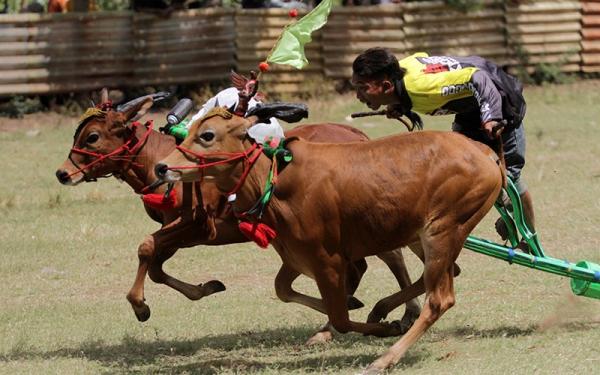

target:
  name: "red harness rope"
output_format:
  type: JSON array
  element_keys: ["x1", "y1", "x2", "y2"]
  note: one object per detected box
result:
[
  {"x1": 67, "y1": 120, "x2": 153, "y2": 180},
  {"x1": 169, "y1": 142, "x2": 263, "y2": 196},
  {"x1": 167, "y1": 142, "x2": 278, "y2": 248}
]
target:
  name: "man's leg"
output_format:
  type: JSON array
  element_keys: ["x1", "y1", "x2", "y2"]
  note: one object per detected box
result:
[{"x1": 520, "y1": 189, "x2": 535, "y2": 232}]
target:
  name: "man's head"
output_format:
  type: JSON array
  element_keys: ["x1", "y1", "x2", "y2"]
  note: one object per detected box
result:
[{"x1": 351, "y1": 47, "x2": 405, "y2": 110}]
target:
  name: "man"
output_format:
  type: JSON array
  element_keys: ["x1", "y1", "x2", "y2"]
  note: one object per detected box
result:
[
  {"x1": 351, "y1": 47, "x2": 535, "y2": 248},
  {"x1": 188, "y1": 87, "x2": 284, "y2": 143}
]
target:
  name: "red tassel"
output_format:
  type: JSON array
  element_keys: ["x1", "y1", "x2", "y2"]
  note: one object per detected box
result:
[
  {"x1": 238, "y1": 221, "x2": 276, "y2": 248},
  {"x1": 142, "y1": 190, "x2": 177, "y2": 211}
]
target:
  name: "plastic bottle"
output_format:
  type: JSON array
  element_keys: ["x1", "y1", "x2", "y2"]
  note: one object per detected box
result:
[
  {"x1": 163, "y1": 98, "x2": 193, "y2": 141},
  {"x1": 167, "y1": 98, "x2": 193, "y2": 125}
]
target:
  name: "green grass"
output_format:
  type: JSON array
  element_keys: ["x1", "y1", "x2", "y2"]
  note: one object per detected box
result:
[{"x1": 1, "y1": 81, "x2": 599, "y2": 374}]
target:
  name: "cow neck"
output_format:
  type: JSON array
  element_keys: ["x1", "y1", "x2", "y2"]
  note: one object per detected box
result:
[
  {"x1": 229, "y1": 138, "x2": 291, "y2": 221},
  {"x1": 117, "y1": 126, "x2": 174, "y2": 195}
]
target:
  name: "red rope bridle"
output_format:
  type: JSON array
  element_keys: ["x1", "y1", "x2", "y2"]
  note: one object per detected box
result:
[
  {"x1": 67, "y1": 120, "x2": 153, "y2": 182},
  {"x1": 168, "y1": 142, "x2": 263, "y2": 196}
]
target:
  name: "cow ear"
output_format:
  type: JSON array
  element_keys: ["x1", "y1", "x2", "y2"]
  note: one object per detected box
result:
[{"x1": 246, "y1": 103, "x2": 308, "y2": 123}]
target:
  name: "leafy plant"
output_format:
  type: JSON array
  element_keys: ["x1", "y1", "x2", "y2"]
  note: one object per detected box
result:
[
  {"x1": 0, "y1": 96, "x2": 44, "y2": 118},
  {"x1": 531, "y1": 63, "x2": 569, "y2": 85}
]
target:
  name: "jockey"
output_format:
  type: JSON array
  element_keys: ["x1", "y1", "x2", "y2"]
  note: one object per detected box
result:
[
  {"x1": 188, "y1": 87, "x2": 284, "y2": 144},
  {"x1": 351, "y1": 47, "x2": 535, "y2": 250}
]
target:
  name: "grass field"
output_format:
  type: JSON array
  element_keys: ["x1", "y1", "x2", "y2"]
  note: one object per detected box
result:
[{"x1": 1, "y1": 81, "x2": 599, "y2": 374}]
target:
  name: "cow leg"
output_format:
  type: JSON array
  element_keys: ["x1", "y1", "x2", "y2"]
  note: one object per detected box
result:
[
  {"x1": 304, "y1": 259, "x2": 369, "y2": 345},
  {"x1": 274, "y1": 263, "x2": 326, "y2": 312},
  {"x1": 147, "y1": 220, "x2": 226, "y2": 301},
  {"x1": 274, "y1": 263, "x2": 334, "y2": 345},
  {"x1": 274, "y1": 262, "x2": 364, "y2": 314},
  {"x1": 126, "y1": 235, "x2": 154, "y2": 322},
  {"x1": 370, "y1": 248, "x2": 422, "y2": 332},
  {"x1": 313, "y1": 257, "x2": 408, "y2": 338},
  {"x1": 367, "y1": 244, "x2": 461, "y2": 333},
  {"x1": 125, "y1": 217, "x2": 226, "y2": 322},
  {"x1": 363, "y1": 231, "x2": 461, "y2": 374}
]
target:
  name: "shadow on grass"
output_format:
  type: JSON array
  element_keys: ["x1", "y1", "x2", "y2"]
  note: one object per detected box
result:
[
  {"x1": 444, "y1": 325, "x2": 536, "y2": 339},
  {"x1": 0, "y1": 326, "x2": 428, "y2": 372},
  {"x1": 5, "y1": 321, "x2": 596, "y2": 372}
]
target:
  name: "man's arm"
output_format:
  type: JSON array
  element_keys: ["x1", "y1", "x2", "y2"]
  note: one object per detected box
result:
[{"x1": 469, "y1": 70, "x2": 504, "y2": 137}]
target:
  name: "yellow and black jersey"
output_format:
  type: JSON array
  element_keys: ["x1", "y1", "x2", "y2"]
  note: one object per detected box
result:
[{"x1": 397, "y1": 52, "x2": 526, "y2": 129}]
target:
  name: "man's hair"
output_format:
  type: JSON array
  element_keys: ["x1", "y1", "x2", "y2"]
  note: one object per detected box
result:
[{"x1": 352, "y1": 47, "x2": 406, "y2": 81}]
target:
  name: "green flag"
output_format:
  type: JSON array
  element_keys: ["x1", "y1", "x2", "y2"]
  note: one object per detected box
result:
[{"x1": 266, "y1": 0, "x2": 333, "y2": 70}]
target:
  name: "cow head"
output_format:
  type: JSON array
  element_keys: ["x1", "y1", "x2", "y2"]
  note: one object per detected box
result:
[
  {"x1": 154, "y1": 106, "x2": 256, "y2": 186},
  {"x1": 154, "y1": 102, "x2": 308, "y2": 187},
  {"x1": 55, "y1": 88, "x2": 167, "y2": 185}
]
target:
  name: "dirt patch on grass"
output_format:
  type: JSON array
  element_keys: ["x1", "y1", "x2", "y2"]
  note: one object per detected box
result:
[{"x1": 0, "y1": 112, "x2": 75, "y2": 133}]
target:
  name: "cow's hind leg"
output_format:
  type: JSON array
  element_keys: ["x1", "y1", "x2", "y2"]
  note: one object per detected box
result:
[
  {"x1": 363, "y1": 231, "x2": 461, "y2": 374},
  {"x1": 368, "y1": 248, "x2": 422, "y2": 333}
]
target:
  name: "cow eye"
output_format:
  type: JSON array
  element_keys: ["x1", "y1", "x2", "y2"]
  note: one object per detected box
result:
[
  {"x1": 86, "y1": 133, "x2": 100, "y2": 144},
  {"x1": 199, "y1": 131, "x2": 215, "y2": 142}
]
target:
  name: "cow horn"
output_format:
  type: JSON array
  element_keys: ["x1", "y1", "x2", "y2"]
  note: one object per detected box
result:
[{"x1": 116, "y1": 91, "x2": 171, "y2": 113}]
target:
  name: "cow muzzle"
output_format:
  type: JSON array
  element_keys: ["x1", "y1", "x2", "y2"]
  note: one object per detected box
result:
[
  {"x1": 55, "y1": 169, "x2": 75, "y2": 185},
  {"x1": 154, "y1": 163, "x2": 181, "y2": 183}
]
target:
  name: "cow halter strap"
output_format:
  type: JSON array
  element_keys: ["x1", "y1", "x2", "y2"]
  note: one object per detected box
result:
[
  {"x1": 68, "y1": 120, "x2": 153, "y2": 181},
  {"x1": 167, "y1": 138, "x2": 291, "y2": 249},
  {"x1": 168, "y1": 142, "x2": 263, "y2": 197}
]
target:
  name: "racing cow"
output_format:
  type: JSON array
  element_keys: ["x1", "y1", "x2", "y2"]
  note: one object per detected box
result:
[
  {"x1": 55, "y1": 88, "x2": 421, "y2": 342},
  {"x1": 154, "y1": 92, "x2": 503, "y2": 373}
]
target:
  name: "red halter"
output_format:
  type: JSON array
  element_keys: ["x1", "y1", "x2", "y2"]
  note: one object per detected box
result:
[
  {"x1": 168, "y1": 142, "x2": 262, "y2": 196},
  {"x1": 67, "y1": 120, "x2": 153, "y2": 181}
]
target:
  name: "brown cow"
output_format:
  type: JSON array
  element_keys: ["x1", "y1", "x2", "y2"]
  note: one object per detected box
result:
[
  {"x1": 155, "y1": 104, "x2": 503, "y2": 372},
  {"x1": 55, "y1": 89, "x2": 421, "y2": 341}
]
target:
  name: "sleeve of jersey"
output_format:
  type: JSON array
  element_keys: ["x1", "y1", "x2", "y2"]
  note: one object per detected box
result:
[{"x1": 470, "y1": 70, "x2": 504, "y2": 124}]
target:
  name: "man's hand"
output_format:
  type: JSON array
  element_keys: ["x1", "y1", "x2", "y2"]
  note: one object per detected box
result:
[{"x1": 482, "y1": 120, "x2": 503, "y2": 140}]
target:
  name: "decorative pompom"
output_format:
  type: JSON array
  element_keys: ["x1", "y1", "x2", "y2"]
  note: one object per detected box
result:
[
  {"x1": 259, "y1": 61, "x2": 270, "y2": 72},
  {"x1": 142, "y1": 190, "x2": 177, "y2": 211},
  {"x1": 289, "y1": 8, "x2": 298, "y2": 18},
  {"x1": 238, "y1": 221, "x2": 276, "y2": 248}
]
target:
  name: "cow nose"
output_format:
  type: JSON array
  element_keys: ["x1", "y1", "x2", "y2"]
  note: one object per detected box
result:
[
  {"x1": 56, "y1": 169, "x2": 70, "y2": 184},
  {"x1": 154, "y1": 163, "x2": 168, "y2": 179}
]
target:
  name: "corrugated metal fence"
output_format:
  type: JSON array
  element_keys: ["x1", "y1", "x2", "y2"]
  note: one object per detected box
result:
[
  {"x1": 0, "y1": 1, "x2": 595, "y2": 97},
  {"x1": 581, "y1": 0, "x2": 600, "y2": 72}
]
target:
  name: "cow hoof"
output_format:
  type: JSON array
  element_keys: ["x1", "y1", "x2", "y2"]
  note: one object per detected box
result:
[
  {"x1": 202, "y1": 280, "x2": 226, "y2": 295},
  {"x1": 390, "y1": 319, "x2": 410, "y2": 335},
  {"x1": 305, "y1": 330, "x2": 333, "y2": 345},
  {"x1": 134, "y1": 305, "x2": 151, "y2": 322},
  {"x1": 347, "y1": 296, "x2": 365, "y2": 310},
  {"x1": 399, "y1": 308, "x2": 420, "y2": 332},
  {"x1": 366, "y1": 307, "x2": 388, "y2": 323}
]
